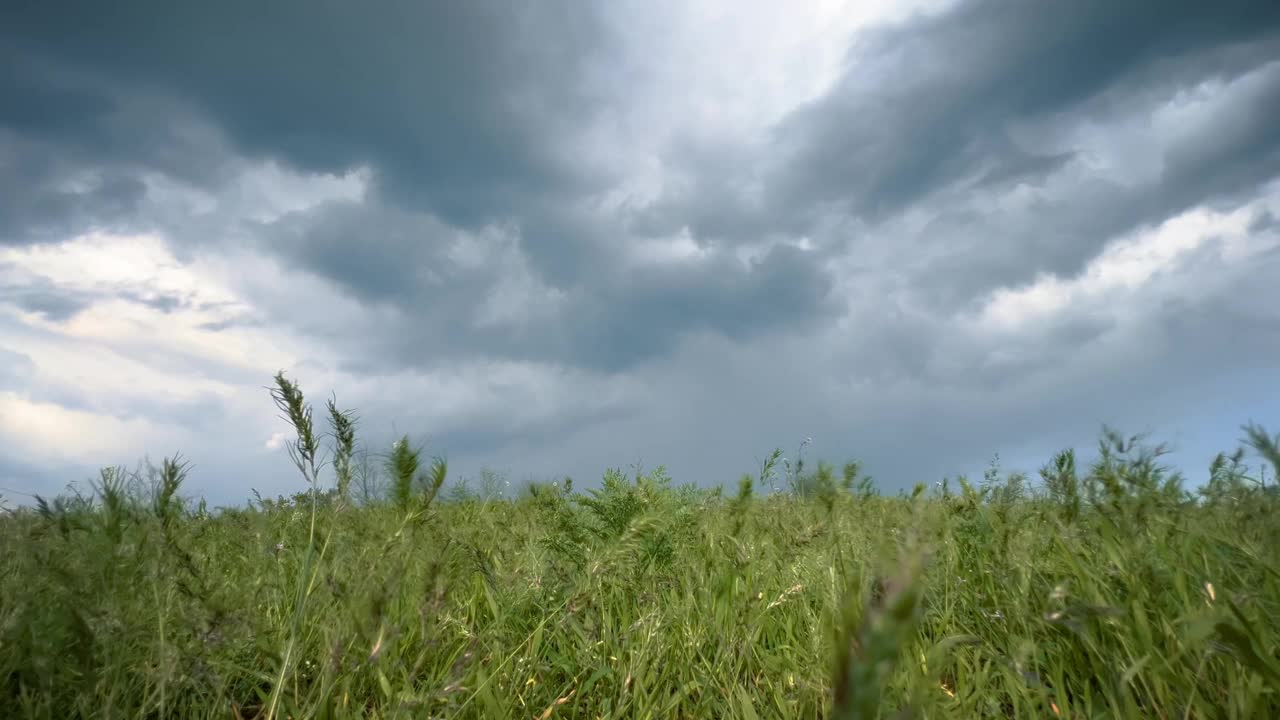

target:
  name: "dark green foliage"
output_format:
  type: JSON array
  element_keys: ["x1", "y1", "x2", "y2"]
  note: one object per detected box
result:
[{"x1": 577, "y1": 467, "x2": 648, "y2": 541}]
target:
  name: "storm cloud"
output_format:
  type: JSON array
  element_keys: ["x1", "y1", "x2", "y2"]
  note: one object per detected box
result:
[{"x1": 2, "y1": 0, "x2": 1278, "y2": 504}]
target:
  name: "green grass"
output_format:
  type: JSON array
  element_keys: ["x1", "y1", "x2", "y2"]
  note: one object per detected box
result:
[{"x1": 2, "y1": 373, "x2": 1279, "y2": 719}]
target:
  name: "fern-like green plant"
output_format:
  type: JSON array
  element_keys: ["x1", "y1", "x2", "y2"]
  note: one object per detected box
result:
[{"x1": 579, "y1": 467, "x2": 646, "y2": 540}]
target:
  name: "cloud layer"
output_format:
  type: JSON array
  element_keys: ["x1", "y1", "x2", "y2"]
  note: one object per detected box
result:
[{"x1": 2, "y1": 0, "x2": 1279, "y2": 503}]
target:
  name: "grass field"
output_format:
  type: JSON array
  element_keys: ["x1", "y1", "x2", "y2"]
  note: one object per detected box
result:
[{"x1": 3, "y1": 373, "x2": 1279, "y2": 719}]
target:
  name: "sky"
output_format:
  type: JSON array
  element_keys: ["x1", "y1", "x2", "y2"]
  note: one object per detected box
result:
[{"x1": 2, "y1": 0, "x2": 1279, "y2": 505}]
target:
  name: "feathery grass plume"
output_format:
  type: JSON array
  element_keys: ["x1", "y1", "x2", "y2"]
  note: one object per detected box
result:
[
  {"x1": 264, "y1": 372, "x2": 335, "y2": 720},
  {"x1": 151, "y1": 454, "x2": 190, "y2": 529},
  {"x1": 785, "y1": 436, "x2": 813, "y2": 495},
  {"x1": 93, "y1": 465, "x2": 132, "y2": 544},
  {"x1": 269, "y1": 370, "x2": 320, "y2": 486},
  {"x1": 420, "y1": 455, "x2": 448, "y2": 510},
  {"x1": 848, "y1": 462, "x2": 878, "y2": 500},
  {"x1": 841, "y1": 461, "x2": 861, "y2": 492},
  {"x1": 326, "y1": 395, "x2": 358, "y2": 503},
  {"x1": 1040, "y1": 448, "x2": 1080, "y2": 523},
  {"x1": 387, "y1": 435, "x2": 420, "y2": 512},
  {"x1": 759, "y1": 448, "x2": 783, "y2": 493},
  {"x1": 1202, "y1": 446, "x2": 1253, "y2": 506},
  {"x1": 1242, "y1": 421, "x2": 1280, "y2": 487}
]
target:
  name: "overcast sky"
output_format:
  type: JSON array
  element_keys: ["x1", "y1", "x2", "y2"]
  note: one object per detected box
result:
[{"x1": 2, "y1": 0, "x2": 1279, "y2": 505}]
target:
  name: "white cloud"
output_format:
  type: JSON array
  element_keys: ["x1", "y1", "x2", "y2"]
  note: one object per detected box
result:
[
  {"x1": 0, "y1": 391, "x2": 188, "y2": 465},
  {"x1": 619, "y1": 0, "x2": 957, "y2": 139},
  {"x1": 2, "y1": 232, "x2": 221, "y2": 298},
  {"x1": 0, "y1": 231, "x2": 302, "y2": 375},
  {"x1": 0, "y1": 228, "x2": 328, "y2": 479},
  {"x1": 975, "y1": 186, "x2": 1280, "y2": 334}
]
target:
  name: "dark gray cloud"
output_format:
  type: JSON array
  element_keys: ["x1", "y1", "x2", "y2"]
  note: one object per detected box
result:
[
  {"x1": 553, "y1": 244, "x2": 837, "y2": 370},
  {"x1": 7, "y1": 0, "x2": 1273, "y2": 368},
  {"x1": 973, "y1": 151, "x2": 1078, "y2": 191},
  {"x1": 635, "y1": 0, "x2": 1280, "y2": 310},
  {"x1": 1156, "y1": 67, "x2": 1280, "y2": 208},
  {"x1": 0, "y1": 280, "x2": 94, "y2": 321},
  {"x1": 116, "y1": 291, "x2": 187, "y2": 314},
  {"x1": 0, "y1": 45, "x2": 238, "y2": 246},
  {"x1": 1, "y1": 0, "x2": 615, "y2": 226},
  {"x1": 253, "y1": 198, "x2": 837, "y2": 372},
  {"x1": 2, "y1": 0, "x2": 1280, "y2": 501},
  {"x1": 769, "y1": 0, "x2": 1280, "y2": 219},
  {"x1": 1252, "y1": 209, "x2": 1280, "y2": 235},
  {"x1": 0, "y1": 134, "x2": 151, "y2": 246},
  {"x1": 258, "y1": 201, "x2": 476, "y2": 309},
  {"x1": 0, "y1": 266, "x2": 196, "y2": 320},
  {"x1": 622, "y1": 135, "x2": 774, "y2": 248}
]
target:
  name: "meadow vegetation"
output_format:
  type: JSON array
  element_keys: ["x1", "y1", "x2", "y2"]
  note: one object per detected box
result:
[{"x1": 2, "y1": 372, "x2": 1278, "y2": 718}]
